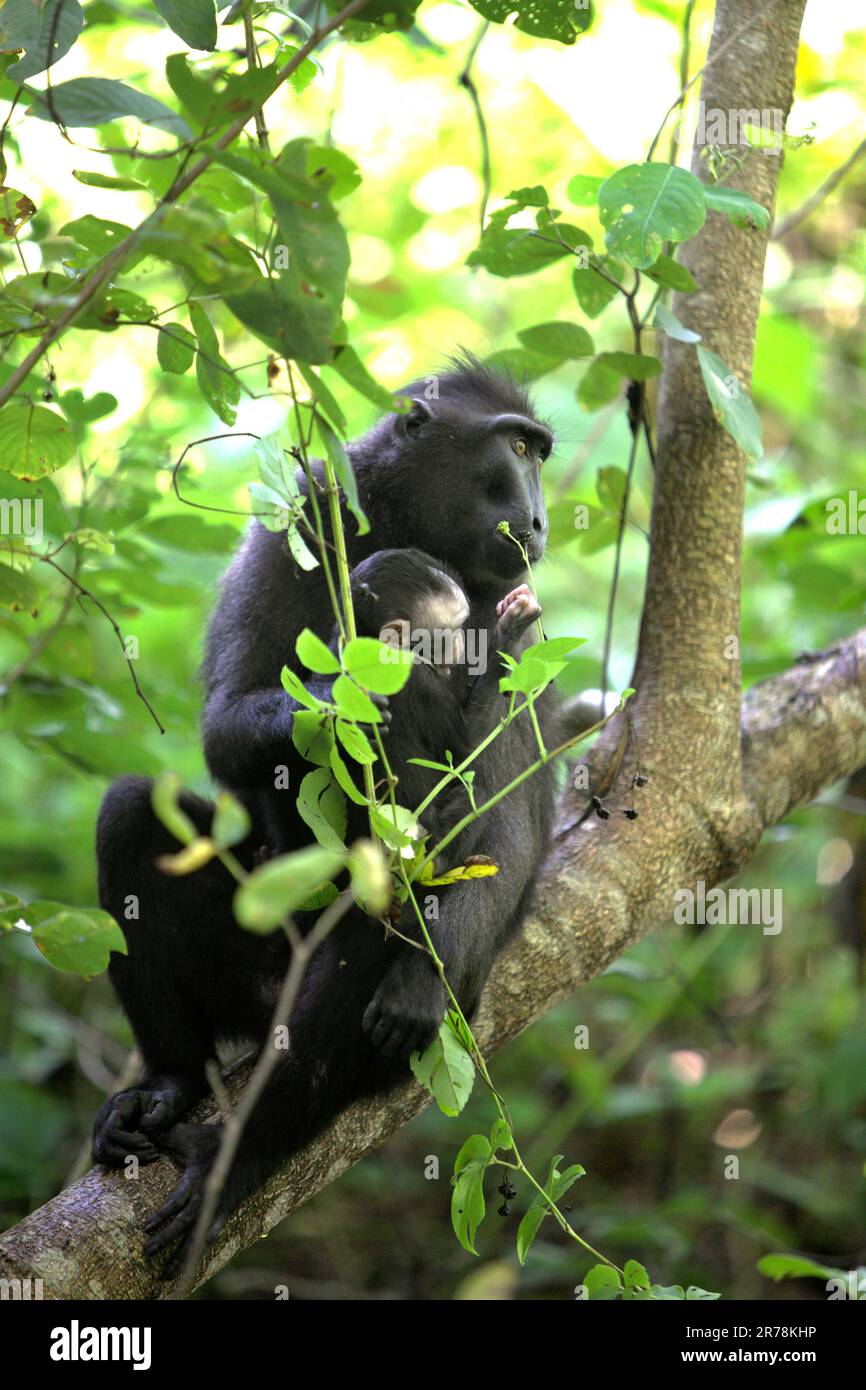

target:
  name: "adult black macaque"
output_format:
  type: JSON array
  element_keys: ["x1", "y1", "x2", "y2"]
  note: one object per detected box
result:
[{"x1": 92, "y1": 358, "x2": 559, "y2": 1273}]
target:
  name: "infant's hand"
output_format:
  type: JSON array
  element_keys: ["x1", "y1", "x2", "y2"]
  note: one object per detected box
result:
[{"x1": 495, "y1": 584, "x2": 542, "y2": 647}]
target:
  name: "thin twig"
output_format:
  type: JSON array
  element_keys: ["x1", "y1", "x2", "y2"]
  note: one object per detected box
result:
[
  {"x1": 600, "y1": 425, "x2": 640, "y2": 710},
  {"x1": 773, "y1": 136, "x2": 866, "y2": 239},
  {"x1": 459, "y1": 22, "x2": 492, "y2": 232},
  {"x1": 243, "y1": 1, "x2": 271, "y2": 152},
  {"x1": 668, "y1": 0, "x2": 697, "y2": 168},
  {"x1": 40, "y1": 555, "x2": 166, "y2": 733},
  {"x1": 172, "y1": 889, "x2": 356, "y2": 1295}
]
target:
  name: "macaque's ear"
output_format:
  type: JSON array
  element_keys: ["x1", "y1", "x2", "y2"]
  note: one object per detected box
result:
[
  {"x1": 379, "y1": 618, "x2": 411, "y2": 650},
  {"x1": 393, "y1": 398, "x2": 432, "y2": 439}
]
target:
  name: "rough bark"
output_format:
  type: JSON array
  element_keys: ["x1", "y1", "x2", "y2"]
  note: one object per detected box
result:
[{"x1": 3, "y1": 0, "x2": 850, "y2": 1301}]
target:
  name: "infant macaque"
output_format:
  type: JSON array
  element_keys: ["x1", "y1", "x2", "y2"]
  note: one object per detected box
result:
[{"x1": 340, "y1": 548, "x2": 542, "y2": 852}]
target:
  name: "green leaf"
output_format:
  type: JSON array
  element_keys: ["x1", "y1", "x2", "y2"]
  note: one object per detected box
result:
[
  {"x1": 60, "y1": 214, "x2": 132, "y2": 258},
  {"x1": 151, "y1": 772, "x2": 197, "y2": 845},
  {"x1": 31, "y1": 907, "x2": 126, "y2": 976},
  {"x1": 517, "y1": 321, "x2": 594, "y2": 361},
  {"x1": 704, "y1": 185, "x2": 770, "y2": 230},
  {"x1": 489, "y1": 1117, "x2": 513, "y2": 1153},
  {"x1": 368, "y1": 802, "x2": 419, "y2": 853},
  {"x1": 66, "y1": 526, "x2": 114, "y2": 554},
  {"x1": 0, "y1": 405, "x2": 75, "y2": 480},
  {"x1": 599, "y1": 163, "x2": 706, "y2": 268},
  {"x1": 515, "y1": 1204, "x2": 545, "y2": 1266},
  {"x1": 296, "y1": 627, "x2": 340, "y2": 675},
  {"x1": 572, "y1": 260, "x2": 623, "y2": 318},
  {"x1": 211, "y1": 792, "x2": 251, "y2": 849},
  {"x1": 498, "y1": 649, "x2": 564, "y2": 696},
  {"x1": 324, "y1": 0, "x2": 422, "y2": 31},
  {"x1": 521, "y1": 634, "x2": 587, "y2": 663},
  {"x1": 157, "y1": 323, "x2": 196, "y2": 374},
  {"x1": 411, "y1": 1021, "x2": 475, "y2": 1117},
  {"x1": 72, "y1": 169, "x2": 147, "y2": 192},
  {"x1": 28, "y1": 78, "x2": 191, "y2": 138},
  {"x1": 485, "y1": 347, "x2": 558, "y2": 382},
  {"x1": 567, "y1": 173, "x2": 603, "y2": 205},
  {"x1": 599, "y1": 350, "x2": 662, "y2": 380},
  {"x1": 0, "y1": 0, "x2": 84, "y2": 81},
  {"x1": 297, "y1": 767, "x2": 347, "y2": 852},
  {"x1": 624, "y1": 1259, "x2": 651, "y2": 1293},
  {"x1": 280, "y1": 664, "x2": 326, "y2": 711},
  {"x1": 469, "y1": 221, "x2": 589, "y2": 278},
  {"x1": 347, "y1": 838, "x2": 391, "y2": 914},
  {"x1": 335, "y1": 717, "x2": 376, "y2": 765},
  {"x1": 757, "y1": 1254, "x2": 840, "y2": 1283},
  {"x1": 292, "y1": 710, "x2": 334, "y2": 768},
  {"x1": 449, "y1": 1133, "x2": 489, "y2": 1254},
  {"x1": 696, "y1": 347, "x2": 763, "y2": 460},
  {"x1": 644, "y1": 253, "x2": 698, "y2": 293},
  {"x1": 342, "y1": 636, "x2": 412, "y2": 695},
  {"x1": 516, "y1": 1154, "x2": 585, "y2": 1265},
  {"x1": 505, "y1": 185, "x2": 549, "y2": 207},
  {"x1": 297, "y1": 881, "x2": 339, "y2": 911},
  {"x1": 153, "y1": 0, "x2": 217, "y2": 51},
  {"x1": 139, "y1": 206, "x2": 259, "y2": 294},
  {"x1": 219, "y1": 139, "x2": 349, "y2": 362},
  {"x1": 226, "y1": 272, "x2": 337, "y2": 364},
  {"x1": 0, "y1": 566, "x2": 39, "y2": 615},
  {"x1": 189, "y1": 301, "x2": 239, "y2": 425},
  {"x1": 0, "y1": 187, "x2": 36, "y2": 238},
  {"x1": 583, "y1": 1264, "x2": 623, "y2": 1300},
  {"x1": 331, "y1": 674, "x2": 383, "y2": 724},
  {"x1": 654, "y1": 303, "x2": 701, "y2": 343},
  {"x1": 329, "y1": 744, "x2": 367, "y2": 806},
  {"x1": 60, "y1": 389, "x2": 118, "y2": 423},
  {"x1": 469, "y1": 0, "x2": 593, "y2": 45},
  {"x1": 234, "y1": 846, "x2": 344, "y2": 932},
  {"x1": 596, "y1": 465, "x2": 627, "y2": 511},
  {"x1": 576, "y1": 358, "x2": 619, "y2": 411}
]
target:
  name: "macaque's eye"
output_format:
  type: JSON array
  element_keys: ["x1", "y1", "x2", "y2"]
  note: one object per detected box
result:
[{"x1": 512, "y1": 436, "x2": 528, "y2": 458}]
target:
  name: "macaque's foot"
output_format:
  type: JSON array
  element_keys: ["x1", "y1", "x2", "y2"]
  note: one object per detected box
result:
[
  {"x1": 92, "y1": 1075, "x2": 203, "y2": 1167},
  {"x1": 142, "y1": 1122, "x2": 223, "y2": 1277},
  {"x1": 362, "y1": 954, "x2": 445, "y2": 1060},
  {"x1": 495, "y1": 584, "x2": 542, "y2": 648}
]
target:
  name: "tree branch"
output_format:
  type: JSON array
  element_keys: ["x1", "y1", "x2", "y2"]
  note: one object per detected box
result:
[{"x1": 1, "y1": 625, "x2": 863, "y2": 1298}]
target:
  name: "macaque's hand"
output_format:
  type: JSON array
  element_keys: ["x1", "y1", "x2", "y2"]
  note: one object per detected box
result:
[{"x1": 495, "y1": 584, "x2": 542, "y2": 649}]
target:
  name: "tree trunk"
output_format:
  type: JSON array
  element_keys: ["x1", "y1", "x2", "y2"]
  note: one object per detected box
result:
[{"x1": 5, "y1": 0, "x2": 856, "y2": 1301}]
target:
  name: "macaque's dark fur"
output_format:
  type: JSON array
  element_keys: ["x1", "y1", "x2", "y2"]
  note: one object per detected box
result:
[{"x1": 92, "y1": 358, "x2": 560, "y2": 1272}]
